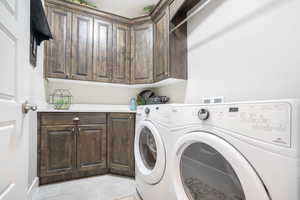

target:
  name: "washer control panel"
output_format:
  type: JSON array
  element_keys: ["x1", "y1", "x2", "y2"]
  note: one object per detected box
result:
[
  {"x1": 172, "y1": 102, "x2": 292, "y2": 147},
  {"x1": 137, "y1": 105, "x2": 171, "y2": 126}
]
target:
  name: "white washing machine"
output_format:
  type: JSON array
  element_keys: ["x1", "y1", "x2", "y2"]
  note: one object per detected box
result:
[
  {"x1": 169, "y1": 100, "x2": 300, "y2": 200},
  {"x1": 135, "y1": 105, "x2": 177, "y2": 200}
]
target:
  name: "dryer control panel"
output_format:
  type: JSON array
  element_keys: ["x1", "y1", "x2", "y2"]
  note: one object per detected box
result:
[{"x1": 171, "y1": 102, "x2": 292, "y2": 147}]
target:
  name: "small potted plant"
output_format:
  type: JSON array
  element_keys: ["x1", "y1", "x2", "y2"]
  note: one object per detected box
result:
[
  {"x1": 71, "y1": 0, "x2": 81, "y2": 4},
  {"x1": 143, "y1": 5, "x2": 155, "y2": 14},
  {"x1": 70, "y1": 0, "x2": 97, "y2": 8}
]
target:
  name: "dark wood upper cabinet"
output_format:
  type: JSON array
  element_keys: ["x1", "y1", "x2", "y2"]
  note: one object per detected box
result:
[
  {"x1": 40, "y1": 126, "x2": 76, "y2": 178},
  {"x1": 71, "y1": 13, "x2": 93, "y2": 81},
  {"x1": 131, "y1": 22, "x2": 154, "y2": 84},
  {"x1": 108, "y1": 113, "x2": 135, "y2": 177},
  {"x1": 45, "y1": 6, "x2": 72, "y2": 79},
  {"x1": 44, "y1": 0, "x2": 187, "y2": 84},
  {"x1": 93, "y1": 17, "x2": 113, "y2": 82},
  {"x1": 153, "y1": 7, "x2": 170, "y2": 82},
  {"x1": 77, "y1": 124, "x2": 107, "y2": 173},
  {"x1": 112, "y1": 24, "x2": 131, "y2": 84}
]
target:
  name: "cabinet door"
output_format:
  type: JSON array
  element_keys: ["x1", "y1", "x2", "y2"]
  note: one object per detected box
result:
[
  {"x1": 112, "y1": 24, "x2": 131, "y2": 84},
  {"x1": 45, "y1": 6, "x2": 72, "y2": 79},
  {"x1": 131, "y1": 23, "x2": 154, "y2": 84},
  {"x1": 40, "y1": 126, "x2": 76, "y2": 178},
  {"x1": 77, "y1": 125, "x2": 107, "y2": 173},
  {"x1": 71, "y1": 13, "x2": 93, "y2": 81},
  {"x1": 154, "y1": 7, "x2": 170, "y2": 82},
  {"x1": 93, "y1": 18, "x2": 113, "y2": 82},
  {"x1": 108, "y1": 113, "x2": 135, "y2": 176}
]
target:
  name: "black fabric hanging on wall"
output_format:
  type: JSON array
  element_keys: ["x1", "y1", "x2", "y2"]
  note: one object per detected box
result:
[{"x1": 30, "y1": 0, "x2": 52, "y2": 45}]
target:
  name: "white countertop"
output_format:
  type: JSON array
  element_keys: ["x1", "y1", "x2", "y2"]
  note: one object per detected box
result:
[{"x1": 38, "y1": 104, "x2": 136, "y2": 113}]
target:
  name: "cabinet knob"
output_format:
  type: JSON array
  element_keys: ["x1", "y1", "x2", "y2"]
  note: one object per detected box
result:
[{"x1": 73, "y1": 117, "x2": 80, "y2": 121}]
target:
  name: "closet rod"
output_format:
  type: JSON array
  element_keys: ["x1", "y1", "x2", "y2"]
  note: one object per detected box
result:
[{"x1": 170, "y1": 0, "x2": 211, "y2": 33}]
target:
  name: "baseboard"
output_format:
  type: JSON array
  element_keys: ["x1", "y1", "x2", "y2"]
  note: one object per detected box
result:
[{"x1": 27, "y1": 177, "x2": 39, "y2": 200}]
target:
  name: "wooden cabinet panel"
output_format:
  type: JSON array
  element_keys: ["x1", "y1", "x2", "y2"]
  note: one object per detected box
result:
[
  {"x1": 112, "y1": 24, "x2": 131, "y2": 84},
  {"x1": 108, "y1": 113, "x2": 135, "y2": 176},
  {"x1": 77, "y1": 125, "x2": 107, "y2": 172},
  {"x1": 169, "y1": 0, "x2": 186, "y2": 20},
  {"x1": 131, "y1": 23, "x2": 154, "y2": 84},
  {"x1": 40, "y1": 126, "x2": 76, "y2": 177},
  {"x1": 154, "y1": 7, "x2": 170, "y2": 82},
  {"x1": 169, "y1": 23, "x2": 188, "y2": 80},
  {"x1": 40, "y1": 113, "x2": 76, "y2": 126},
  {"x1": 45, "y1": 6, "x2": 72, "y2": 79},
  {"x1": 93, "y1": 18, "x2": 113, "y2": 82},
  {"x1": 71, "y1": 13, "x2": 93, "y2": 81},
  {"x1": 77, "y1": 113, "x2": 107, "y2": 125}
]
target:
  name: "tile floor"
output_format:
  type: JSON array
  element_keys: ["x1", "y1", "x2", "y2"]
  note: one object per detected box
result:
[{"x1": 33, "y1": 175, "x2": 138, "y2": 200}]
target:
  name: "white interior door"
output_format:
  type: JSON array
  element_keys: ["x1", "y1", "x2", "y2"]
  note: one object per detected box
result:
[{"x1": 0, "y1": 0, "x2": 30, "y2": 199}]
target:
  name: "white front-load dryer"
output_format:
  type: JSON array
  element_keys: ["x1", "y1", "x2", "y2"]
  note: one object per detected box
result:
[
  {"x1": 135, "y1": 105, "x2": 176, "y2": 200},
  {"x1": 169, "y1": 100, "x2": 300, "y2": 200}
]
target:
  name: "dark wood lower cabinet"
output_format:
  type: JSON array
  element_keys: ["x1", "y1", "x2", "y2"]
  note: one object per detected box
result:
[
  {"x1": 38, "y1": 112, "x2": 135, "y2": 185},
  {"x1": 40, "y1": 126, "x2": 76, "y2": 178},
  {"x1": 77, "y1": 125, "x2": 107, "y2": 173},
  {"x1": 108, "y1": 113, "x2": 135, "y2": 177}
]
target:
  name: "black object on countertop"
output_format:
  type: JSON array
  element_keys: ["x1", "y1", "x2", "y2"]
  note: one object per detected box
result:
[
  {"x1": 137, "y1": 90, "x2": 170, "y2": 105},
  {"x1": 147, "y1": 96, "x2": 170, "y2": 104}
]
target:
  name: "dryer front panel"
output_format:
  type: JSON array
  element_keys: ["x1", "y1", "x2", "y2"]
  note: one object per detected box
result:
[
  {"x1": 180, "y1": 142, "x2": 245, "y2": 200},
  {"x1": 172, "y1": 132, "x2": 270, "y2": 200}
]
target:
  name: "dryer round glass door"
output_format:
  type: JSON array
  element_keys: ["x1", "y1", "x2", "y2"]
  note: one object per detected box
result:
[
  {"x1": 172, "y1": 132, "x2": 270, "y2": 200},
  {"x1": 135, "y1": 121, "x2": 166, "y2": 185}
]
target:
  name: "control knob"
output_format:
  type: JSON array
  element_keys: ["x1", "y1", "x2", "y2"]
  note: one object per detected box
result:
[
  {"x1": 145, "y1": 107, "x2": 150, "y2": 115},
  {"x1": 198, "y1": 109, "x2": 209, "y2": 121}
]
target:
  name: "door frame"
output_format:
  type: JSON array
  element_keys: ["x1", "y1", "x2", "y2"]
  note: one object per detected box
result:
[
  {"x1": 135, "y1": 120, "x2": 166, "y2": 185},
  {"x1": 172, "y1": 131, "x2": 271, "y2": 200}
]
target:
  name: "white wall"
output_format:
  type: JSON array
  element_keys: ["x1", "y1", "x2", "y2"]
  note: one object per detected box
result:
[
  {"x1": 156, "y1": 0, "x2": 300, "y2": 103},
  {"x1": 153, "y1": 81, "x2": 187, "y2": 103},
  {"x1": 47, "y1": 81, "x2": 144, "y2": 105}
]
